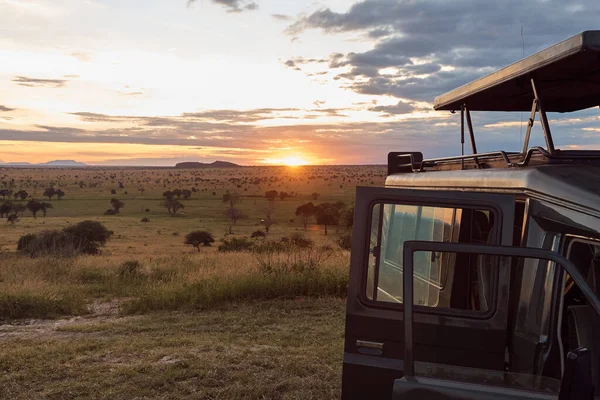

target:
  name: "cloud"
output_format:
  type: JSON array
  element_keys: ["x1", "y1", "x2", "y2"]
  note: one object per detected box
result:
[
  {"x1": 69, "y1": 51, "x2": 92, "y2": 62},
  {"x1": 286, "y1": 0, "x2": 600, "y2": 104},
  {"x1": 12, "y1": 76, "x2": 68, "y2": 88},
  {"x1": 271, "y1": 13, "x2": 292, "y2": 21},
  {"x1": 0, "y1": 105, "x2": 16, "y2": 112},
  {"x1": 369, "y1": 101, "x2": 414, "y2": 116},
  {"x1": 188, "y1": 0, "x2": 258, "y2": 13}
]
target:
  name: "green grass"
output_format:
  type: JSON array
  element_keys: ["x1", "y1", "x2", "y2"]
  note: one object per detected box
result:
[{"x1": 0, "y1": 298, "x2": 346, "y2": 399}]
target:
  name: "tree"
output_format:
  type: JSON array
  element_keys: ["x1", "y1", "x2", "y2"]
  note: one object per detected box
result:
[
  {"x1": 172, "y1": 189, "x2": 182, "y2": 198},
  {"x1": 7, "y1": 214, "x2": 18, "y2": 225},
  {"x1": 40, "y1": 202, "x2": 53, "y2": 217},
  {"x1": 26, "y1": 200, "x2": 42, "y2": 218},
  {"x1": 265, "y1": 190, "x2": 278, "y2": 202},
  {"x1": 13, "y1": 203, "x2": 27, "y2": 216},
  {"x1": 222, "y1": 190, "x2": 240, "y2": 208},
  {"x1": 0, "y1": 201, "x2": 12, "y2": 218},
  {"x1": 182, "y1": 189, "x2": 192, "y2": 199},
  {"x1": 315, "y1": 202, "x2": 344, "y2": 235},
  {"x1": 342, "y1": 204, "x2": 354, "y2": 229},
  {"x1": 163, "y1": 190, "x2": 174, "y2": 199},
  {"x1": 184, "y1": 230, "x2": 215, "y2": 251},
  {"x1": 43, "y1": 187, "x2": 56, "y2": 200},
  {"x1": 14, "y1": 190, "x2": 28, "y2": 201},
  {"x1": 0, "y1": 189, "x2": 12, "y2": 199},
  {"x1": 311, "y1": 192, "x2": 320, "y2": 201},
  {"x1": 262, "y1": 213, "x2": 274, "y2": 234},
  {"x1": 110, "y1": 198, "x2": 125, "y2": 214},
  {"x1": 162, "y1": 198, "x2": 185, "y2": 215},
  {"x1": 55, "y1": 189, "x2": 65, "y2": 200},
  {"x1": 295, "y1": 202, "x2": 317, "y2": 231},
  {"x1": 279, "y1": 191, "x2": 289, "y2": 201},
  {"x1": 225, "y1": 207, "x2": 247, "y2": 226}
]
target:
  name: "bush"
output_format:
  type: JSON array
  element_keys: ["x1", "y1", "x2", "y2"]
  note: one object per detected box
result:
[
  {"x1": 250, "y1": 230, "x2": 266, "y2": 239},
  {"x1": 140, "y1": 217, "x2": 150, "y2": 222},
  {"x1": 184, "y1": 230, "x2": 215, "y2": 251},
  {"x1": 17, "y1": 220, "x2": 112, "y2": 257},
  {"x1": 63, "y1": 220, "x2": 112, "y2": 255},
  {"x1": 104, "y1": 209, "x2": 117, "y2": 215},
  {"x1": 288, "y1": 232, "x2": 313, "y2": 249},
  {"x1": 336, "y1": 233, "x2": 352, "y2": 250},
  {"x1": 218, "y1": 237, "x2": 255, "y2": 252},
  {"x1": 117, "y1": 260, "x2": 145, "y2": 281}
]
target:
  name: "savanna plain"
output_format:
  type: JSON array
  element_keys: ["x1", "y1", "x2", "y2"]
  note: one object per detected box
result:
[{"x1": 0, "y1": 164, "x2": 386, "y2": 399}]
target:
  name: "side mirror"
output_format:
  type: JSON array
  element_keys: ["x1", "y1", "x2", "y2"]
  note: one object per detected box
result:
[{"x1": 559, "y1": 347, "x2": 594, "y2": 400}]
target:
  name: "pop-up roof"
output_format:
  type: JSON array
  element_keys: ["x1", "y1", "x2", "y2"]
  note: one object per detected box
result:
[{"x1": 434, "y1": 31, "x2": 600, "y2": 112}]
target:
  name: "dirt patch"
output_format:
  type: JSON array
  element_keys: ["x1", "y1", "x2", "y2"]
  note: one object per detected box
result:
[{"x1": 0, "y1": 299, "x2": 130, "y2": 340}]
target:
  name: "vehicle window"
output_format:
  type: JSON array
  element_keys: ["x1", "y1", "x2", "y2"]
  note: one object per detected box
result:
[{"x1": 366, "y1": 203, "x2": 495, "y2": 312}]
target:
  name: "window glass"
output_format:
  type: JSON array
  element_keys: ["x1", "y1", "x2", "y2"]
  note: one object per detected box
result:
[{"x1": 366, "y1": 203, "x2": 494, "y2": 312}]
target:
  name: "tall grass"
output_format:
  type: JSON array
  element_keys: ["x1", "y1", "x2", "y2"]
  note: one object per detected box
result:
[{"x1": 0, "y1": 248, "x2": 350, "y2": 320}]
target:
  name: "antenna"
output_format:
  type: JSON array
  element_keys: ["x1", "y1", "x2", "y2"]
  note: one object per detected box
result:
[{"x1": 520, "y1": 26, "x2": 525, "y2": 151}]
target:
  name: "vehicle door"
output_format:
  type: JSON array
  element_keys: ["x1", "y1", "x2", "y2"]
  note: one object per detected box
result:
[{"x1": 342, "y1": 186, "x2": 515, "y2": 400}]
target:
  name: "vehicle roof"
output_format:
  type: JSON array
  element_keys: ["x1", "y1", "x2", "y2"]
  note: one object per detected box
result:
[
  {"x1": 385, "y1": 164, "x2": 600, "y2": 216},
  {"x1": 433, "y1": 31, "x2": 600, "y2": 112}
]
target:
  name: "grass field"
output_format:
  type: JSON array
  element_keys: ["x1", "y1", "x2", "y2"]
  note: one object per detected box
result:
[
  {"x1": 0, "y1": 298, "x2": 346, "y2": 399},
  {"x1": 0, "y1": 165, "x2": 383, "y2": 398}
]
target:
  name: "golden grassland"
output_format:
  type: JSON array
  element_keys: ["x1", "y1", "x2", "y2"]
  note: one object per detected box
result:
[{"x1": 0, "y1": 165, "x2": 384, "y2": 399}]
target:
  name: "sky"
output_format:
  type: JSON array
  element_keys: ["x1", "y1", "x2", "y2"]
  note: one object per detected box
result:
[{"x1": 0, "y1": 0, "x2": 599, "y2": 166}]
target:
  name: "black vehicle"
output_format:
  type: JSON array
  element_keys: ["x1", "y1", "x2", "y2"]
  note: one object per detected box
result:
[{"x1": 342, "y1": 31, "x2": 600, "y2": 399}]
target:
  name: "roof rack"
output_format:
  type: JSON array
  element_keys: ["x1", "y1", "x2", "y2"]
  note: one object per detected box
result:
[
  {"x1": 388, "y1": 148, "x2": 600, "y2": 175},
  {"x1": 387, "y1": 31, "x2": 600, "y2": 175}
]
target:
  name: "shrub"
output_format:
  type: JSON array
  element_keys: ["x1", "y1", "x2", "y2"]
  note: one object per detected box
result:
[
  {"x1": 104, "y1": 209, "x2": 117, "y2": 215},
  {"x1": 218, "y1": 237, "x2": 255, "y2": 252},
  {"x1": 118, "y1": 260, "x2": 145, "y2": 281},
  {"x1": 336, "y1": 233, "x2": 352, "y2": 250},
  {"x1": 251, "y1": 230, "x2": 266, "y2": 239},
  {"x1": 140, "y1": 217, "x2": 150, "y2": 222},
  {"x1": 184, "y1": 230, "x2": 215, "y2": 251},
  {"x1": 17, "y1": 220, "x2": 112, "y2": 257},
  {"x1": 288, "y1": 232, "x2": 313, "y2": 249}
]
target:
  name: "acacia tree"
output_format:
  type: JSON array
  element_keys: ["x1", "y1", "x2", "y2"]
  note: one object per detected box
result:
[
  {"x1": 162, "y1": 198, "x2": 185, "y2": 215},
  {"x1": 43, "y1": 187, "x2": 56, "y2": 200},
  {"x1": 295, "y1": 202, "x2": 317, "y2": 231},
  {"x1": 40, "y1": 202, "x2": 53, "y2": 218},
  {"x1": 27, "y1": 200, "x2": 42, "y2": 218},
  {"x1": 222, "y1": 190, "x2": 240, "y2": 208},
  {"x1": 162, "y1": 190, "x2": 174, "y2": 199},
  {"x1": 55, "y1": 189, "x2": 65, "y2": 200},
  {"x1": 182, "y1": 189, "x2": 192, "y2": 199},
  {"x1": 14, "y1": 190, "x2": 28, "y2": 201},
  {"x1": 110, "y1": 198, "x2": 125, "y2": 214},
  {"x1": 0, "y1": 201, "x2": 12, "y2": 218},
  {"x1": 225, "y1": 207, "x2": 246, "y2": 226},
  {"x1": 184, "y1": 230, "x2": 214, "y2": 251},
  {"x1": 315, "y1": 202, "x2": 345, "y2": 235},
  {"x1": 265, "y1": 190, "x2": 278, "y2": 203},
  {"x1": 0, "y1": 189, "x2": 12, "y2": 199}
]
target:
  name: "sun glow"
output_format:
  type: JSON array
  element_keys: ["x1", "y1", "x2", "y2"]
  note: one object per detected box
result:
[
  {"x1": 281, "y1": 156, "x2": 308, "y2": 167},
  {"x1": 263, "y1": 155, "x2": 310, "y2": 166}
]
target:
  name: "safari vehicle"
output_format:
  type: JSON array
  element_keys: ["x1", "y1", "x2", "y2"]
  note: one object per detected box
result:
[{"x1": 342, "y1": 31, "x2": 600, "y2": 399}]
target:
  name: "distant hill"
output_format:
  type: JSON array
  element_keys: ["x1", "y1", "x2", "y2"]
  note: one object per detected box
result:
[
  {"x1": 1, "y1": 160, "x2": 87, "y2": 167},
  {"x1": 40, "y1": 160, "x2": 87, "y2": 166},
  {"x1": 175, "y1": 161, "x2": 240, "y2": 169}
]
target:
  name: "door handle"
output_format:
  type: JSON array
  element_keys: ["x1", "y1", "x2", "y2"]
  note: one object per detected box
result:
[{"x1": 356, "y1": 340, "x2": 384, "y2": 350}]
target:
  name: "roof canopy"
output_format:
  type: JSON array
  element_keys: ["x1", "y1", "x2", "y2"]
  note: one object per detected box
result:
[{"x1": 434, "y1": 31, "x2": 600, "y2": 112}]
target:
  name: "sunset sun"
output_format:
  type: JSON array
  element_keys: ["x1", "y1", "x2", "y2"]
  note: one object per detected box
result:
[{"x1": 281, "y1": 156, "x2": 308, "y2": 167}]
